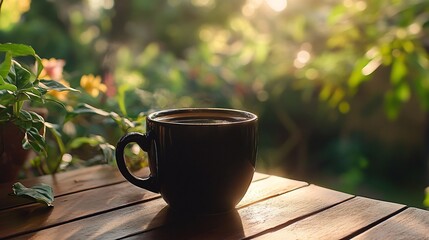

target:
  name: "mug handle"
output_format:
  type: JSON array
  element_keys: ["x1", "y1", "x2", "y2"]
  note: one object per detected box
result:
[{"x1": 115, "y1": 132, "x2": 160, "y2": 193}]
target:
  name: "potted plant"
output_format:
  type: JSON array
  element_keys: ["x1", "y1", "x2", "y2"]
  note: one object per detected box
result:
[{"x1": 0, "y1": 43, "x2": 78, "y2": 182}]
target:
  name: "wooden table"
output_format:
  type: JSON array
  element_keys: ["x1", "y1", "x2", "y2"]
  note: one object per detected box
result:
[{"x1": 1, "y1": 165, "x2": 428, "y2": 239}]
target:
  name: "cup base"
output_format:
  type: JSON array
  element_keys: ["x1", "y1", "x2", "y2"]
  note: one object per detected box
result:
[{"x1": 166, "y1": 205, "x2": 238, "y2": 217}]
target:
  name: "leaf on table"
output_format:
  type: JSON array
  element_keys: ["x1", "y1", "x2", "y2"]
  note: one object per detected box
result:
[{"x1": 12, "y1": 182, "x2": 54, "y2": 207}]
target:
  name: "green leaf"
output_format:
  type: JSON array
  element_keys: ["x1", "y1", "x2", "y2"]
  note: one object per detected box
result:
[
  {"x1": 69, "y1": 136, "x2": 102, "y2": 149},
  {"x1": 99, "y1": 143, "x2": 116, "y2": 164},
  {"x1": 110, "y1": 112, "x2": 135, "y2": 131},
  {"x1": 29, "y1": 110, "x2": 45, "y2": 123},
  {"x1": 72, "y1": 103, "x2": 110, "y2": 116},
  {"x1": 0, "y1": 52, "x2": 12, "y2": 80},
  {"x1": 65, "y1": 103, "x2": 113, "y2": 124},
  {"x1": 22, "y1": 127, "x2": 47, "y2": 156},
  {"x1": 39, "y1": 79, "x2": 79, "y2": 92},
  {"x1": 348, "y1": 58, "x2": 371, "y2": 89},
  {"x1": 27, "y1": 88, "x2": 44, "y2": 101},
  {"x1": 45, "y1": 98, "x2": 66, "y2": 108},
  {"x1": 16, "y1": 92, "x2": 31, "y2": 102},
  {"x1": 17, "y1": 110, "x2": 45, "y2": 128},
  {"x1": 396, "y1": 83, "x2": 410, "y2": 102},
  {"x1": 0, "y1": 80, "x2": 18, "y2": 91},
  {"x1": 0, "y1": 90, "x2": 15, "y2": 106},
  {"x1": 0, "y1": 108, "x2": 12, "y2": 121},
  {"x1": 0, "y1": 43, "x2": 37, "y2": 56},
  {"x1": 7, "y1": 61, "x2": 33, "y2": 89},
  {"x1": 384, "y1": 90, "x2": 401, "y2": 120},
  {"x1": 0, "y1": 43, "x2": 43, "y2": 80},
  {"x1": 12, "y1": 182, "x2": 54, "y2": 207},
  {"x1": 328, "y1": 4, "x2": 347, "y2": 25},
  {"x1": 391, "y1": 57, "x2": 407, "y2": 85},
  {"x1": 117, "y1": 84, "x2": 129, "y2": 116},
  {"x1": 45, "y1": 122, "x2": 65, "y2": 154},
  {"x1": 414, "y1": 73, "x2": 429, "y2": 110},
  {"x1": 19, "y1": 109, "x2": 32, "y2": 121},
  {"x1": 34, "y1": 86, "x2": 48, "y2": 95},
  {"x1": 424, "y1": 188, "x2": 429, "y2": 207},
  {"x1": 20, "y1": 90, "x2": 44, "y2": 103}
]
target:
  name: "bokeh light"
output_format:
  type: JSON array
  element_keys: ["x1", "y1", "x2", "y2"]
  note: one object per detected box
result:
[{"x1": 265, "y1": 0, "x2": 287, "y2": 12}]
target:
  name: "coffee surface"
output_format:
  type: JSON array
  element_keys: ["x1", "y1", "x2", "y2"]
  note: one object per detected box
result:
[
  {"x1": 153, "y1": 112, "x2": 251, "y2": 124},
  {"x1": 156, "y1": 116, "x2": 247, "y2": 124}
]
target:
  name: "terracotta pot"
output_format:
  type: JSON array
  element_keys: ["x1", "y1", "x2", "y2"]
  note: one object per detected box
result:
[{"x1": 0, "y1": 122, "x2": 33, "y2": 183}]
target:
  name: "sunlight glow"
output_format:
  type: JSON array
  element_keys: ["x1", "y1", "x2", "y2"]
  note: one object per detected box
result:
[
  {"x1": 242, "y1": 0, "x2": 287, "y2": 16},
  {"x1": 362, "y1": 58, "x2": 381, "y2": 76},
  {"x1": 131, "y1": 144, "x2": 141, "y2": 155},
  {"x1": 265, "y1": 0, "x2": 287, "y2": 12},
  {"x1": 62, "y1": 154, "x2": 73, "y2": 163},
  {"x1": 294, "y1": 50, "x2": 311, "y2": 68},
  {"x1": 343, "y1": 0, "x2": 366, "y2": 11},
  {"x1": 87, "y1": 0, "x2": 114, "y2": 10},
  {"x1": 60, "y1": 153, "x2": 73, "y2": 170},
  {"x1": 242, "y1": 0, "x2": 263, "y2": 17},
  {"x1": 191, "y1": 0, "x2": 214, "y2": 8},
  {"x1": 355, "y1": 1, "x2": 367, "y2": 11},
  {"x1": 408, "y1": 23, "x2": 422, "y2": 35},
  {"x1": 297, "y1": 50, "x2": 311, "y2": 63}
]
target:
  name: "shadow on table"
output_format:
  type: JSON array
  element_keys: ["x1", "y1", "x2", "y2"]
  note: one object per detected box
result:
[
  {"x1": 140, "y1": 206, "x2": 245, "y2": 239},
  {"x1": 0, "y1": 204, "x2": 53, "y2": 239}
]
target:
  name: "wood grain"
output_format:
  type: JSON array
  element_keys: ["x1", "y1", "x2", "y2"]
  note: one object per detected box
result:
[
  {"x1": 0, "y1": 163, "x2": 267, "y2": 211},
  {"x1": 238, "y1": 175, "x2": 307, "y2": 208},
  {"x1": 126, "y1": 184, "x2": 352, "y2": 239},
  {"x1": 0, "y1": 165, "x2": 130, "y2": 210},
  {"x1": 0, "y1": 182, "x2": 160, "y2": 239},
  {"x1": 251, "y1": 172, "x2": 271, "y2": 182},
  {"x1": 8, "y1": 171, "x2": 270, "y2": 239},
  {"x1": 254, "y1": 196, "x2": 406, "y2": 240},
  {"x1": 353, "y1": 207, "x2": 429, "y2": 240},
  {"x1": 12, "y1": 197, "x2": 168, "y2": 240},
  {"x1": 0, "y1": 170, "x2": 268, "y2": 239},
  {"x1": 5, "y1": 166, "x2": 423, "y2": 240}
]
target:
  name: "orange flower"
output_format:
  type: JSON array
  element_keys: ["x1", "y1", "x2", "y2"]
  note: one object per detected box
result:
[
  {"x1": 39, "y1": 58, "x2": 70, "y2": 101},
  {"x1": 80, "y1": 74, "x2": 107, "y2": 98},
  {"x1": 47, "y1": 79, "x2": 70, "y2": 102},
  {"x1": 39, "y1": 58, "x2": 65, "y2": 81}
]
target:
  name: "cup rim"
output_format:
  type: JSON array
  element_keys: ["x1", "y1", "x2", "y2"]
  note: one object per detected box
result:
[{"x1": 148, "y1": 108, "x2": 258, "y2": 126}]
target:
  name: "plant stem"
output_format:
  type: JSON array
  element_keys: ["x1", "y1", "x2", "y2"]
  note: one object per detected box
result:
[
  {"x1": 13, "y1": 102, "x2": 19, "y2": 116},
  {"x1": 47, "y1": 126, "x2": 66, "y2": 174}
]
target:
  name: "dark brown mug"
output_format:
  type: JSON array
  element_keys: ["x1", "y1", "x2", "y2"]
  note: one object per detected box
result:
[{"x1": 115, "y1": 108, "x2": 258, "y2": 214}]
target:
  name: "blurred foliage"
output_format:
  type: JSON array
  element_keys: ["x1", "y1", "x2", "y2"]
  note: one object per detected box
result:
[{"x1": 1, "y1": 0, "x2": 429, "y2": 208}]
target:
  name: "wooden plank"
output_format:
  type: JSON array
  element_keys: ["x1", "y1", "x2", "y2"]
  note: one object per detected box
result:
[
  {"x1": 238, "y1": 175, "x2": 307, "y2": 208},
  {"x1": 353, "y1": 207, "x2": 429, "y2": 240},
  {"x1": 252, "y1": 172, "x2": 270, "y2": 182},
  {"x1": 123, "y1": 206, "x2": 247, "y2": 240},
  {"x1": 0, "y1": 165, "x2": 130, "y2": 210},
  {"x1": 1, "y1": 171, "x2": 267, "y2": 239},
  {"x1": 12, "y1": 197, "x2": 168, "y2": 240},
  {"x1": 125, "y1": 185, "x2": 353, "y2": 239},
  {"x1": 253, "y1": 197, "x2": 406, "y2": 240},
  {"x1": 11, "y1": 175, "x2": 305, "y2": 240},
  {"x1": 0, "y1": 167, "x2": 265, "y2": 211},
  {"x1": 6, "y1": 171, "x2": 269, "y2": 239},
  {"x1": 0, "y1": 182, "x2": 160, "y2": 239}
]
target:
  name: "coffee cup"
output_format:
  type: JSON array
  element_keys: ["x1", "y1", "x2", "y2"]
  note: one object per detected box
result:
[{"x1": 115, "y1": 108, "x2": 258, "y2": 214}]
